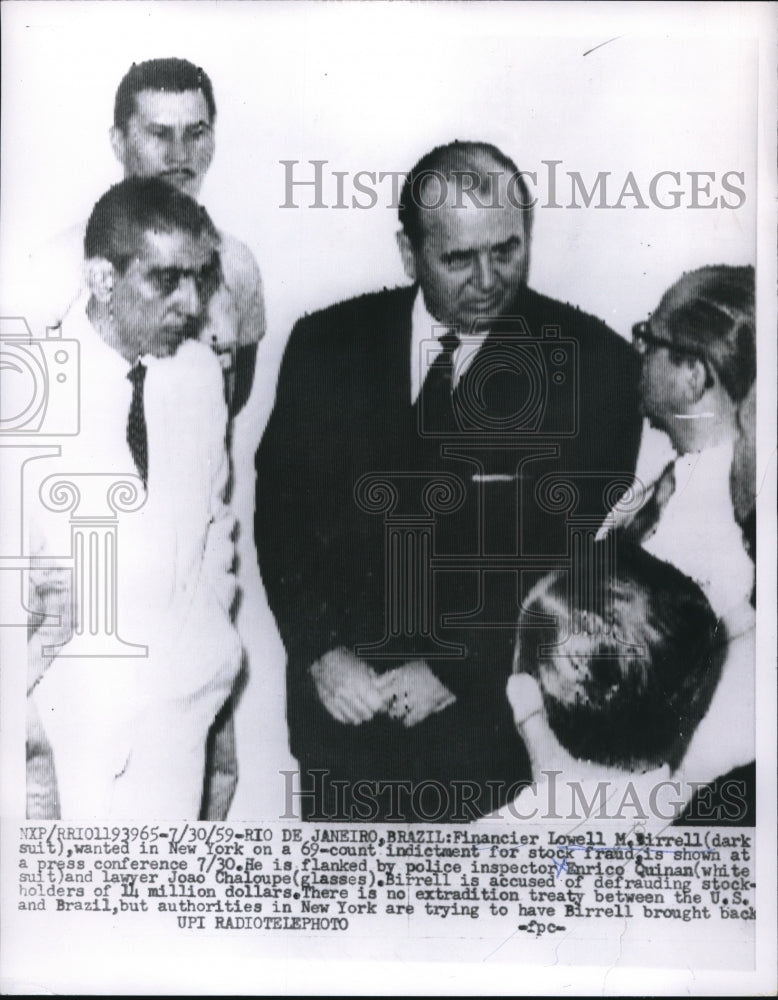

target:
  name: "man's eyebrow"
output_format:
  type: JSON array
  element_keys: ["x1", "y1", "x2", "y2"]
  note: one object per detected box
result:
[
  {"x1": 493, "y1": 235, "x2": 522, "y2": 251},
  {"x1": 143, "y1": 119, "x2": 211, "y2": 130}
]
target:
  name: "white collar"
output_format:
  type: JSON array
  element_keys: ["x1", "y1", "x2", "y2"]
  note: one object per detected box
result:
[
  {"x1": 65, "y1": 296, "x2": 167, "y2": 376},
  {"x1": 409, "y1": 288, "x2": 490, "y2": 403}
]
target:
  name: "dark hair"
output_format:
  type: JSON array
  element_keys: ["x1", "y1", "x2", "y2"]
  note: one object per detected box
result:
[
  {"x1": 84, "y1": 177, "x2": 219, "y2": 273},
  {"x1": 398, "y1": 141, "x2": 534, "y2": 247},
  {"x1": 515, "y1": 543, "x2": 722, "y2": 772},
  {"x1": 114, "y1": 58, "x2": 216, "y2": 132},
  {"x1": 658, "y1": 264, "x2": 755, "y2": 404}
]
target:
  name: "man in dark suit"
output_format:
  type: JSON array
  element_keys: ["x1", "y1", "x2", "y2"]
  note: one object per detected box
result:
[{"x1": 256, "y1": 141, "x2": 642, "y2": 822}]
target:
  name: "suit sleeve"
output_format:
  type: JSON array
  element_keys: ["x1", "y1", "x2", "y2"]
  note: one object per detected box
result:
[{"x1": 255, "y1": 317, "x2": 340, "y2": 670}]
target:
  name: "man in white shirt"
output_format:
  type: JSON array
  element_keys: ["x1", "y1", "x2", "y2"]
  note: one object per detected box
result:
[
  {"x1": 27, "y1": 177, "x2": 241, "y2": 819},
  {"x1": 21, "y1": 57, "x2": 265, "y2": 417},
  {"x1": 18, "y1": 58, "x2": 267, "y2": 817},
  {"x1": 599, "y1": 265, "x2": 756, "y2": 807}
]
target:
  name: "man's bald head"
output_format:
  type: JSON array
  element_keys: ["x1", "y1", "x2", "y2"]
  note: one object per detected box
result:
[
  {"x1": 396, "y1": 141, "x2": 533, "y2": 330},
  {"x1": 398, "y1": 141, "x2": 534, "y2": 249}
]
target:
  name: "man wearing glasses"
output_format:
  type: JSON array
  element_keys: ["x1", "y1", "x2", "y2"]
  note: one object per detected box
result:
[
  {"x1": 598, "y1": 265, "x2": 756, "y2": 823},
  {"x1": 607, "y1": 264, "x2": 755, "y2": 618},
  {"x1": 27, "y1": 178, "x2": 242, "y2": 820}
]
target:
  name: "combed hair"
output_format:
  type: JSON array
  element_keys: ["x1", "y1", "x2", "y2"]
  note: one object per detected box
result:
[
  {"x1": 515, "y1": 543, "x2": 722, "y2": 772},
  {"x1": 398, "y1": 140, "x2": 534, "y2": 247},
  {"x1": 660, "y1": 264, "x2": 755, "y2": 404},
  {"x1": 84, "y1": 177, "x2": 219, "y2": 273},
  {"x1": 114, "y1": 57, "x2": 216, "y2": 132}
]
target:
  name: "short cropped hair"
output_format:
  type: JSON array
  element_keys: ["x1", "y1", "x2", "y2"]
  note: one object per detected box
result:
[
  {"x1": 658, "y1": 264, "x2": 755, "y2": 404},
  {"x1": 515, "y1": 544, "x2": 722, "y2": 772},
  {"x1": 398, "y1": 140, "x2": 534, "y2": 247},
  {"x1": 84, "y1": 177, "x2": 219, "y2": 274},
  {"x1": 114, "y1": 58, "x2": 216, "y2": 132}
]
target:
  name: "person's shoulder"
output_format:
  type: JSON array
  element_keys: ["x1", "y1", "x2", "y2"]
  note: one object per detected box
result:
[
  {"x1": 216, "y1": 229, "x2": 262, "y2": 286},
  {"x1": 294, "y1": 285, "x2": 414, "y2": 331},
  {"x1": 521, "y1": 286, "x2": 621, "y2": 339},
  {"x1": 521, "y1": 286, "x2": 637, "y2": 373},
  {"x1": 286, "y1": 286, "x2": 415, "y2": 354}
]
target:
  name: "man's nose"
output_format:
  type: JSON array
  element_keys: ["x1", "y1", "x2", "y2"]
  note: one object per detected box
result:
[
  {"x1": 165, "y1": 131, "x2": 190, "y2": 165},
  {"x1": 474, "y1": 252, "x2": 497, "y2": 293},
  {"x1": 172, "y1": 275, "x2": 202, "y2": 316}
]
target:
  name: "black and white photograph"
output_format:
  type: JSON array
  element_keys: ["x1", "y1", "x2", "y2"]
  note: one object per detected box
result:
[{"x1": 0, "y1": 1, "x2": 775, "y2": 994}]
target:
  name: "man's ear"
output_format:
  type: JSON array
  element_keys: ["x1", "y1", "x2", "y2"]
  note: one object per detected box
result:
[
  {"x1": 109, "y1": 126, "x2": 128, "y2": 169},
  {"x1": 682, "y1": 356, "x2": 709, "y2": 404},
  {"x1": 396, "y1": 231, "x2": 418, "y2": 283},
  {"x1": 85, "y1": 258, "x2": 115, "y2": 303}
]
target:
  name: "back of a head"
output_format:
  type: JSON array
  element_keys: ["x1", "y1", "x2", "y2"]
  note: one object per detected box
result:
[
  {"x1": 114, "y1": 57, "x2": 216, "y2": 132},
  {"x1": 398, "y1": 140, "x2": 534, "y2": 247},
  {"x1": 515, "y1": 544, "x2": 722, "y2": 772},
  {"x1": 84, "y1": 176, "x2": 218, "y2": 273},
  {"x1": 658, "y1": 264, "x2": 755, "y2": 405}
]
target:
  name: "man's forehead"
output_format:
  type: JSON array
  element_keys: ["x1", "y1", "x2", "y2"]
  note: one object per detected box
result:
[
  {"x1": 419, "y1": 196, "x2": 525, "y2": 250},
  {"x1": 130, "y1": 88, "x2": 211, "y2": 126},
  {"x1": 136, "y1": 227, "x2": 217, "y2": 266}
]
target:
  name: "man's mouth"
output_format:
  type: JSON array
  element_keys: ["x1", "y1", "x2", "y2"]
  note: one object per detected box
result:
[
  {"x1": 161, "y1": 169, "x2": 195, "y2": 184},
  {"x1": 466, "y1": 293, "x2": 504, "y2": 311},
  {"x1": 164, "y1": 316, "x2": 201, "y2": 339}
]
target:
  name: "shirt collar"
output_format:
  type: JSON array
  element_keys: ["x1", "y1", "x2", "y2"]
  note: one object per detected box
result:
[
  {"x1": 65, "y1": 295, "x2": 161, "y2": 375},
  {"x1": 409, "y1": 288, "x2": 490, "y2": 402}
]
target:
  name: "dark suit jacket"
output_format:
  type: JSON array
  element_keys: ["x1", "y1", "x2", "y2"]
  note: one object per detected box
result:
[{"x1": 255, "y1": 284, "x2": 642, "y2": 817}]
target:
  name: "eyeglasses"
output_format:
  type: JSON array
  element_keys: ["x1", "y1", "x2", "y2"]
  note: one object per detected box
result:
[
  {"x1": 631, "y1": 320, "x2": 675, "y2": 354},
  {"x1": 632, "y1": 319, "x2": 715, "y2": 389},
  {"x1": 146, "y1": 253, "x2": 223, "y2": 301}
]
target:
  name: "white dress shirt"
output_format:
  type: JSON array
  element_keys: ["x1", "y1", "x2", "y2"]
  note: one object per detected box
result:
[
  {"x1": 29, "y1": 302, "x2": 241, "y2": 818},
  {"x1": 599, "y1": 439, "x2": 752, "y2": 621},
  {"x1": 598, "y1": 436, "x2": 755, "y2": 790},
  {"x1": 409, "y1": 289, "x2": 489, "y2": 403}
]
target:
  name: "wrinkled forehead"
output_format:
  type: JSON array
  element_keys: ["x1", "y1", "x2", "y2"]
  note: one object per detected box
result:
[
  {"x1": 134, "y1": 226, "x2": 218, "y2": 269},
  {"x1": 129, "y1": 88, "x2": 212, "y2": 127}
]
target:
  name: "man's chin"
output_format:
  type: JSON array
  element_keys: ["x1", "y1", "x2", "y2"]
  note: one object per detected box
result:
[
  {"x1": 457, "y1": 295, "x2": 522, "y2": 332},
  {"x1": 150, "y1": 328, "x2": 192, "y2": 357},
  {"x1": 157, "y1": 171, "x2": 200, "y2": 197}
]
